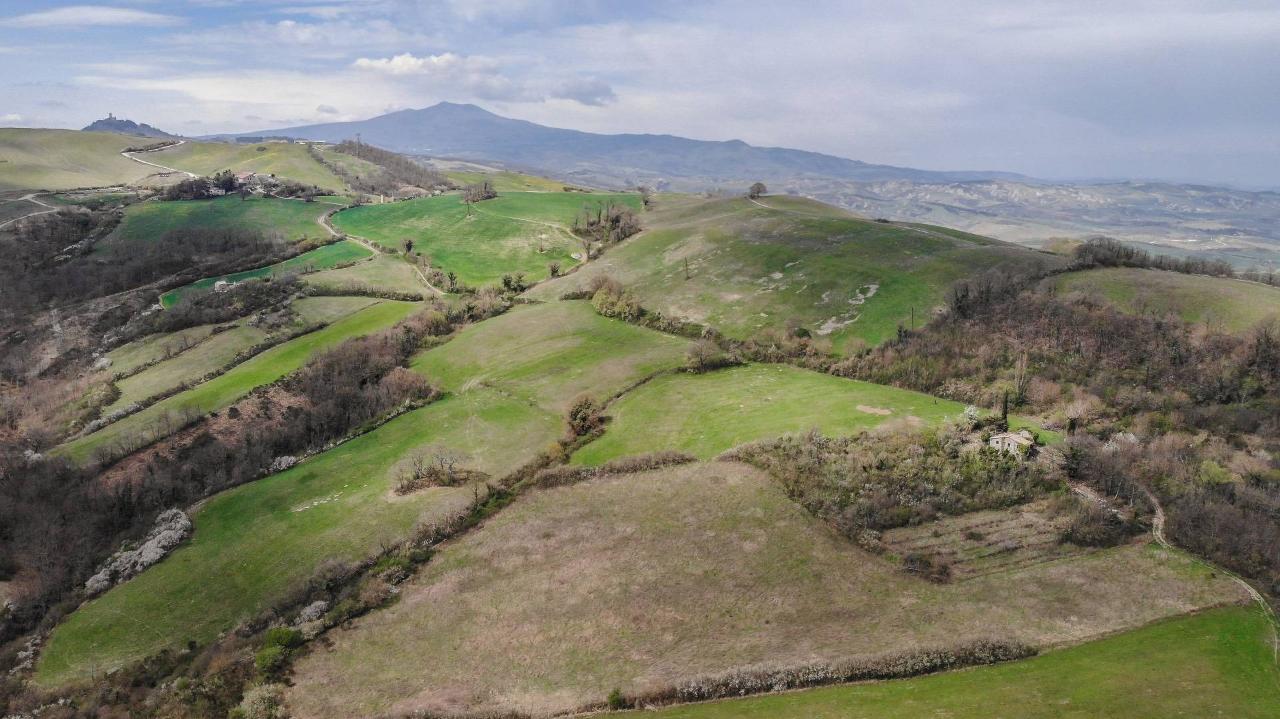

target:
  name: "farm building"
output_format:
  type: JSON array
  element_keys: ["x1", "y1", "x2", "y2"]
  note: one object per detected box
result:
[{"x1": 989, "y1": 429, "x2": 1035, "y2": 455}]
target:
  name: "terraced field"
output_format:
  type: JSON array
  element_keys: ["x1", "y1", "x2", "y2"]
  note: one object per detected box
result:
[
  {"x1": 302, "y1": 253, "x2": 426, "y2": 295},
  {"x1": 0, "y1": 129, "x2": 156, "y2": 190},
  {"x1": 57, "y1": 300, "x2": 419, "y2": 464},
  {"x1": 160, "y1": 239, "x2": 372, "y2": 307},
  {"x1": 286, "y1": 460, "x2": 1243, "y2": 718},
  {"x1": 1053, "y1": 267, "x2": 1280, "y2": 333},
  {"x1": 632, "y1": 606, "x2": 1280, "y2": 719},
  {"x1": 36, "y1": 389, "x2": 559, "y2": 687},
  {"x1": 411, "y1": 300, "x2": 689, "y2": 412},
  {"x1": 332, "y1": 191, "x2": 641, "y2": 285},
  {"x1": 105, "y1": 325, "x2": 218, "y2": 375},
  {"x1": 107, "y1": 195, "x2": 335, "y2": 250},
  {"x1": 528, "y1": 195, "x2": 1067, "y2": 350},
  {"x1": 572, "y1": 363, "x2": 1050, "y2": 465},
  {"x1": 147, "y1": 141, "x2": 344, "y2": 189}
]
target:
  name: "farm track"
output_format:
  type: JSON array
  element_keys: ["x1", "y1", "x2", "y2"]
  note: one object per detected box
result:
[
  {"x1": 321, "y1": 206, "x2": 443, "y2": 296},
  {"x1": 0, "y1": 192, "x2": 57, "y2": 229},
  {"x1": 120, "y1": 139, "x2": 197, "y2": 178}
]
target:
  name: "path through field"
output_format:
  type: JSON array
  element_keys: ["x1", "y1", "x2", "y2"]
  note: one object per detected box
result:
[
  {"x1": 319, "y1": 208, "x2": 442, "y2": 296},
  {"x1": 120, "y1": 140, "x2": 197, "y2": 178},
  {"x1": 0, "y1": 192, "x2": 57, "y2": 229}
]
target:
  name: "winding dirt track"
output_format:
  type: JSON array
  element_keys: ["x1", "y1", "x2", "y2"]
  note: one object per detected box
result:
[
  {"x1": 0, "y1": 192, "x2": 57, "y2": 229},
  {"x1": 120, "y1": 139, "x2": 197, "y2": 178}
]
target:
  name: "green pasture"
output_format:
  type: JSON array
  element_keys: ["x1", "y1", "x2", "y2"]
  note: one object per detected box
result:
[{"x1": 160, "y1": 239, "x2": 372, "y2": 307}]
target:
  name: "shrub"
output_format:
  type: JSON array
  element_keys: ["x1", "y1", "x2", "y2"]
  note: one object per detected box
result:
[
  {"x1": 230, "y1": 683, "x2": 285, "y2": 719},
  {"x1": 253, "y1": 644, "x2": 288, "y2": 676},
  {"x1": 567, "y1": 395, "x2": 603, "y2": 437},
  {"x1": 607, "y1": 687, "x2": 627, "y2": 710},
  {"x1": 1060, "y1": 501, "x2": 1132, "y2": 547}
]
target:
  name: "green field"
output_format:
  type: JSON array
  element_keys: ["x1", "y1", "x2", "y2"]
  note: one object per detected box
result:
[
  {"x1": 528, "y1": 195, "x2": 1066, "y2": 350},
  {"x1": 106, "y1": 325, "x2": 219, "y2": 376},
  {"x1": 108, "y1": 195, "x2": 334, "y2": 250},
  {"x1": 573, "y1": 363, "x2": 1048, "y2": 465},
  {"x1": 286, "y1": 460, "x2": 1244, "y2": 718},
  {"x1": 411, "y1": 300, "x2": 689, "y2": 413},
  {"x1": 160, "y1": 240, "x2": 373, "y2": 307},
  {"x1": 148, "y1": 141, "x2": 344, "y2": 189},
  {"x1": 1053, "y1": 267, "x2": 1280, "y2": 333},
  {"x1": 302, "y1": 253, "x2": 427, "y2": 295},
  {"x1": 633, "y1": 606, "x2": 1279, "y2": 719},
  {"x1": 106, "y1": 298, "x2": 380, "y2": 410},
  {"x1": 332, "y1": 191, "x2": 641, "y2": 285},
  {"x1": 443, "y1": 168, "x2": 568, "y2": 192},
  {"x1": 0, "y1": 129, "x2": 156, "y2": 190},
  {"x1": 57, "y1": 300, "x2": 419, "y2": 464},
  {"x1": 105, "y1": 325, "x2": 269, "y2": 412},
  {"x1": 36, "y1": 389, "x2": 560, "y2": 687}
]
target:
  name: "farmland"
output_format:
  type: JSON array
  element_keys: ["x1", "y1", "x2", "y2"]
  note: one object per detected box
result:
[
  {"x1": 160, "y1": 239, "x2": 372, "y2": 307},
  {"x1": 0, "y1": 129, "x2": 157, "y2": 190},
  {"x1": 572, "y1": 363, "x2": 1048, "y2": 465},
  {"x1": 146, "y1": 141, "x2": 345, "y2": 189},
  {"x1": 1053, "y1": 267, "x2": 1280, "y2": 333},
  {"x1": 36, "y1": 389, "x2": 561, "y2": 687},
  {"x1": 410, "y1": 300, "x2": 689, "y2": 412},
  {"x1": 528, "y1": 195, "x2": 1067, "y2": 350},
  {"x1": 106, "y1": 194, "x2": 336, "y2": 249},
  {"x1": 56, "y1": 299, "x2": 419, "y2": 463},
  {"x1": 331, "y1": 191, "x2": 641, "y2": 285},
  {"x1": 632, "y1": 606, "x2": 1279, "y2": 719},
  {"x1": 302, "y1": 253, "x2": 427, "y2": 295},
  {"x1": 286, "y1": 460, "x2": 1243, "y2": 718}
]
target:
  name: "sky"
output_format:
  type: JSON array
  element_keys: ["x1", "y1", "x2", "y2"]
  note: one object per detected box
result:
[{"x1": 1, "y1": 0, "x2": 1278, "y2": 187}]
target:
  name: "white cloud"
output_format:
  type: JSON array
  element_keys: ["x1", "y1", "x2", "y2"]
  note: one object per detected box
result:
[
  {"x1": 0, "y1": 5, "x2": 183, "y2": 28},
  {"x1": 316, "y1": 104, "x2": 340, "y2": 115},
  {"x1": 352, "y1": 52, "x2": 465, "y2": 76},
  {"x1": 1, "y1": 113, "x2": 24, "y2": 123}
]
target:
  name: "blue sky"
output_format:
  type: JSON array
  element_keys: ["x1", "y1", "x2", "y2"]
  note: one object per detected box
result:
[{"x1": 1, "y1": 0, "x2": 1278, "y2": 187}]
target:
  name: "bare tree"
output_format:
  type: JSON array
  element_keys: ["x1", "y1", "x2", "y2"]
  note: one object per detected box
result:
[{"x1": 748, "y1": 182, "x2": 767, "y2": 199}]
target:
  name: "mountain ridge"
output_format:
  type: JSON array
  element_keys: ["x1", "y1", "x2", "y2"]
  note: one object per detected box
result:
[{"x1": 82, "y1": 114, "x2": 176, "y2": 139}]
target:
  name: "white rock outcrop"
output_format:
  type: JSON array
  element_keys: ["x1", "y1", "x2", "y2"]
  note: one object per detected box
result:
[{"x1": 84, "y1": 509, "x2": 192, "y2": 596}]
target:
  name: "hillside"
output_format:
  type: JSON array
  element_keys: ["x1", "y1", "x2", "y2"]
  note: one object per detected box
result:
[
  {"x1": 81, "y1": 115, "x2": 176, "y2": 140},
  {"x1": 146, "y1": 141, "x2": 345, "y2": 190},
  {"x1": 1051, "y1": 267, "x2": 1280, "y2": 333},
  {"x1": 528, "y1": 194, "x2": 1067, "y2": 350},
  {"x1": 0, "y1": 129, "x2": 159, "y2": 190},
  {"x1": 286, "y1": 460, "x2": 1240, "y2": 717}
]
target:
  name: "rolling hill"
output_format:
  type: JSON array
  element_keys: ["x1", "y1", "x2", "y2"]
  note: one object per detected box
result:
[
  {"x1": 0, "y1": 128, "x2": 159, "y2": 190},
  {"x1": 528, "y1": 194, "x2": 1067, "y2": 350},
  {"x1": 81, "y1": 115, "x2": 176, "y2": 140}
]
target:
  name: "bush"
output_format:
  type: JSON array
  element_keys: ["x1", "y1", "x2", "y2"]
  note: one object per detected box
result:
[
  {"x1": 1060, "y1": 501, "x2": 1131, "y2": 547},
  {"x1": 607, "y1": 687, "x2": 627, "y2": 710},
  {"x1": 230, "y1": 683, "x2": 285, "y2": 719},
  {"x1": 253, "y1": 644, "x2": 288, "y2": 676}
]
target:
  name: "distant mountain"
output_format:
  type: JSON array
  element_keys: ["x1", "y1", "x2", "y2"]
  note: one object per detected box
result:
[
  {"x1": 83, "y1": 114, "x2": 175, "y2": 139},
  {"x1": 230, "y1": 102, "x2": 1028, "y2": 186}
]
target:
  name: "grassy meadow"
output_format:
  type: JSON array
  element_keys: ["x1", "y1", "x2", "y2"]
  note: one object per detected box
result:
[
  {"x1": 1053, "y1": 267, "x2": 1280, "y2": 333},
  {"x1": 148, "y1": 141, "x2": 344, "y2": 189},
  {"x1": 105, "y1": 325, "x2": 219, "y2": 376},
  {"x1": 57, "y1": 300, "x2": 418, "y2": 464},
  {"x1": 573, "y1": 363, "x2": 1050, "y2": 464},
  {"x1": 631, "y1": 606, "x2": 1279, "y2": 719},
  {"x1": 160, "y1": 239, "x2": 372, "y2": 307},
  {"x1": 411, "y1": 300, "x2": 689, "y2": 413},
  {"x1": 107, "y1": 195, "x2": 334, "y2": 250},
  {"x1": 36, "y1": 389, "x2": 561, "y2": 687},
  {"x1": 0, "y1": 129, "x2": 156, "y2": 190},
  {"x1": 286, "y1": 461, "x2": 1244, "y2": 718},
  {"x1": 332, "y1": 191, "x2": 641, "y2": 285},
  {"x1": 302, "y1": 253, "x2": 427, "y2": 295},
  {"x1": 528, "y1": 195, "x2": 1066, "y2": 350},
  {"x1": 105, "y1": 324, "x2": 269, "y2": 412},
  {"x1": 443, "y1": 168, "x2": 568, "y2": 192}
]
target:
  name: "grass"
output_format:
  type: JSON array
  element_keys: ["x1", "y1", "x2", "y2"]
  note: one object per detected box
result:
[
  {"x1": 35, "y1": 389, "x2": 561, "y2": 687},
  {"x1": 332, "y1": 191, "x2": 641, "y2": 285},
  {"x1": 107, "y1": 195, "x2": 333, "y2": 250},
  {"x1": 105, "y1": 298, "x2": 380, "y2": 411},
  {"x1": 285, "y1": 460, "x2": 1245, "y2": 718},
  {"x1": 56, "y1": 300, "x2": 419, "y2": 464},
  {"x1": 631, "y1": 606, "x2": 1280, "y2": 719},
  {"x1": 0, "y1": 129, "x2": 156, "y2": 190},
  {"x1": 443, "y1": 169, "x2": 568, "y2": 192},
  {"x1": 302, "y1": 253, "x2": 426, "y2": 295},
  {"x1": 147, "y1": 141, "x2": 344, "y2": 189},
  {"x1": 411, "y1": 300, "x2": 689, "y2": 413},
  {"x1": 528, "y1": 195, "x2": 1066, "y2": 350},
  {"x1": 159, "y1": 239, "x2": 372, "y2": 307},
  {"x1": 572, "y1": 364, "x2": 1049, "y2": 465},
  {"x1": 1053, "y1": 267, "x2": 1280, "y2": 334},
  {"x1": 105, "y1": 325, "x2": 269, "y2": 412},
  {"x1": 106, "y1": 325, "x2": 219, "y2": 376}
]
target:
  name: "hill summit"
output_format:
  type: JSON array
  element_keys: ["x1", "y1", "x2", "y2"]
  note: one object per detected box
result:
[{"x1": 82, "y1": 113, "x2": 175, "y2": 139}]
